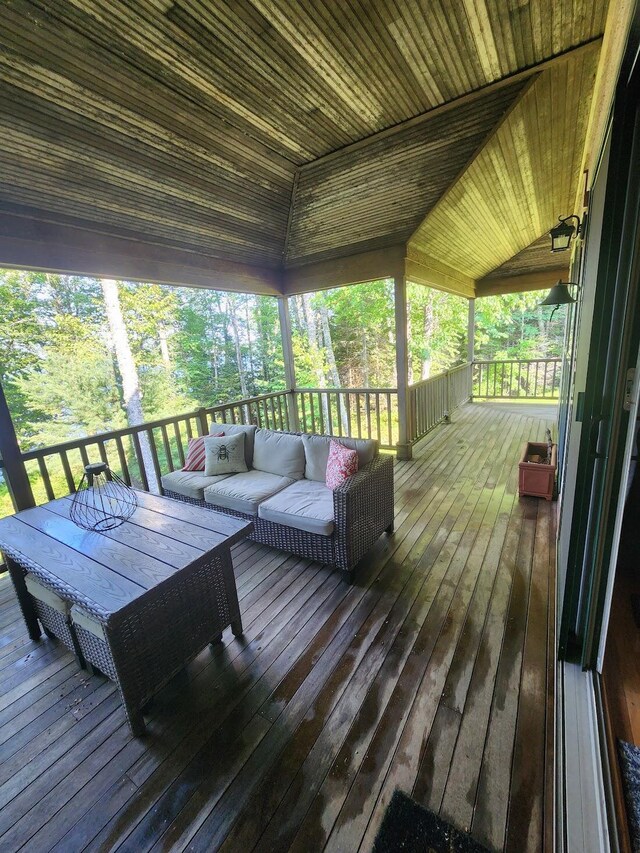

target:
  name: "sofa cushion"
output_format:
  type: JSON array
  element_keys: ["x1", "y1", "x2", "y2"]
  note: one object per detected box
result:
[
  {"x1": 182, "y1": 433, "x2": 223, "y2": 472},
  {"x1": 25, "y1": 574, "x2": 70, "y2": 615},
  {"x1": 258, "y1": 479, "x2": 335, "y2": 536},
  {"x1": 208, "y1": 422, "x2": 257, "y2": 468},
  {"x1": 326, "y1": 440, "x2": 359, "y2": 490},
  {"x1": 301, "y1": 434, "x2": 378, "y2": 482},
  {"x1": 71, "y1": 605, "x2": 106, "y2": 641},
  {"x1": 160, "y1": 469, "x2": 230, "y2": 501},
  {"x1": 204, "y1": 470, "x2": 294, "y2": 516},
  {"x1": 203, "y1": 434, "x2": 248, "y2": 476},
  {"x1": 252, "y1": 429, "x2": 305, "y2": 480}
]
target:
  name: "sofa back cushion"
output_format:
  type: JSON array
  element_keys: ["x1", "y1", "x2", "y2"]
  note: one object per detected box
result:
[
  {"x1": 209, "y1": 422, "x2": 257, "y2": 468},
  {"x1": 301, "y1": 434, "x2": 378, "y2": 482},
  {"x1": 204, "y1": 434, "x2": 248, "y2": 476},
  {"x1": 252, "y1": 429, "x2": 305, "y2": 480}
]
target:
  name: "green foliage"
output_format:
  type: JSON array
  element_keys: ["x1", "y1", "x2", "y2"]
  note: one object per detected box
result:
[{"x1": 474, "y1": 292, "x2": 565, "y2": 360}]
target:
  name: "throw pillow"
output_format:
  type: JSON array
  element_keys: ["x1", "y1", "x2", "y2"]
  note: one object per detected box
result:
[
  {"x1": 182, "y1": 433, "x2": 223, "y2": 472},
  {"x1": 204, "y1": 434, "x2": 248, "y2": 476},
  {"x1": 326, "y1": 440, "x2": 358, "y2": 490}
]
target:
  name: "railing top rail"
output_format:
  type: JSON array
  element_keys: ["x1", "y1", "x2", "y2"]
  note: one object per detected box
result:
[
  {"x1": 296, "y1": 386, "x2": 398, "y2": 394},
  {"x1": 473, "y1": 357, "x2": 561, "y2": 365},
  {"x1": 206, "y1": 390, "x2": 289, "y2": 412},
  {"x1": 6, "y1": 391, "x2": 291, "y2": 465}
]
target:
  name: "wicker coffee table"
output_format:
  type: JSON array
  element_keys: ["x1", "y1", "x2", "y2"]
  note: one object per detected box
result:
[{"x1": 0, "y1": 491, "x2": 252, "y2": 735}]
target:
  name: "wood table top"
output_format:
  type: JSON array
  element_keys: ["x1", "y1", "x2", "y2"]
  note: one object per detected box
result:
[{"x1": 0, "y1": 491, "x2": 252, "y2": 620}]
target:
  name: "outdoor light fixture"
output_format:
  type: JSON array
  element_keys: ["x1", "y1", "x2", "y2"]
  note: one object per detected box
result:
[
  {"x1": 540, "y1": 280, "x2": 580, "y2": 319},
  {"x1": 549, "y1": 215, "x2": 585, "y2": 252}
]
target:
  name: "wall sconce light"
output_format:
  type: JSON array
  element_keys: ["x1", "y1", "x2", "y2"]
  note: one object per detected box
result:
[
  {"x1": 540, "y1": 279, "x2": 580, "y2": 319},
  {"x1": 549, "y1": 215, "x2": 586, "y2": 252}
]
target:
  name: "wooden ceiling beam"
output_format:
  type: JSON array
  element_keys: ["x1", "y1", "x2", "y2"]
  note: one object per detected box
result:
[
  {"x1": 475, "y1": 268, "x2": 570, "y2": 298},
  {"x1": 405, "y1": 247, "x2": 476, "y2": 299},
  {"x1": 282, "y1": 245, "x2": 406, "y2": 295},
  {"x1": 0, "y1": 213, "x2": 282, "y2": 295}
]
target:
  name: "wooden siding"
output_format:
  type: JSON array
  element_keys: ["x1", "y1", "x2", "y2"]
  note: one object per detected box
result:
[
  {"x1": 410, "y1": 45, "x2": 600, "y2": 279},
  {"x1": 0, "y1": 402, "x2": 556, "y2": 852},
  {"x1": 285, "y1": 81, "x2": 528, "y2": 267}
]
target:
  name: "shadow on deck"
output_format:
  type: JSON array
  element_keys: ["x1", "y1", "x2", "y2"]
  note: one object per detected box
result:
[{"x1": 0, "y1": 401, "x2": 556, "y2": 852}]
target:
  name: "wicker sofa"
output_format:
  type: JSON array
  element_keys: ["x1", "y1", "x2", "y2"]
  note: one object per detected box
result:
[{"x1": 160, "y1": 423, "x2": 394, "y2": 581}]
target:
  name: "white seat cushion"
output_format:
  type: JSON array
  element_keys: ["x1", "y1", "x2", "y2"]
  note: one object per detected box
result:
[
  {"x1": 25, "y1": 573, "x2": 70, "y2": 615},
  {"x1": 204, "y1": 470, "x2": 294, "y2": 516},
  {"x1": 301, "y1": 434, "x2": 378, "y2": 482},
  {"x1": 71, "y1": 605, "x2": 106, "y2": 640},
  {"x1": 160, "y1": 470, "x2": 230, "y2": 501},
  {"x1": 258, "y1": 479, "x2": 335, "y2": 536}
]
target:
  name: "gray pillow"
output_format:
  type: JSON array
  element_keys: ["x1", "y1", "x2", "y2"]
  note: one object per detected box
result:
[
  {"x1": 301, "y1": 433, "x2": 378, "y2": 481},
  {"x1": 204, "y1": 434, "x2": 248, "y2": 476},
  {"x1": 252, "y1": 429, "x2": 305, "y2": 480}
]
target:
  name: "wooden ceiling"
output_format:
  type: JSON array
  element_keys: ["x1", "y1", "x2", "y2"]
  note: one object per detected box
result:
[{"x1": 0, "y1": 0, "x2": 610, "y2": 293}]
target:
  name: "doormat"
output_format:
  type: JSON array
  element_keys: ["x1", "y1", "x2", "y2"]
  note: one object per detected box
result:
[
  {"x1": 618, "y1": 740, "x2": 640, "y2": 851},
  {"x1": 372, "y1": 789, "x2": 491, "y2": 853}
]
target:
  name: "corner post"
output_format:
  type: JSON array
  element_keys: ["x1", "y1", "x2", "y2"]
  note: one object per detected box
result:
[
  {"x1": 277, "y1": 296, "x2": 300, "y2": 431},
  {"x1": 467, "y1": 297, "x2": 476, "y2": 400},
  {"x1": 0, "y1": 380, "x2": 35, "y2": 512},
  {"x1": 394, "y1": 275, "x2": 412, "y2": 460}
]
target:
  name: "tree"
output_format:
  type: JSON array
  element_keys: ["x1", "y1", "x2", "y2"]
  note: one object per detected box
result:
[{"x1": 101, "y1": 279, "x2": 158, "y2": 492}]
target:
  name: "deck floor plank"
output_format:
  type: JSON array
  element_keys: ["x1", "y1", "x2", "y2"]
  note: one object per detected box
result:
[{"x1": 0, "y1": 402, "x2": 555, "y2": 852}]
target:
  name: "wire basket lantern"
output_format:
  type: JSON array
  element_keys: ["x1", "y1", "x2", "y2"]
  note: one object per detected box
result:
[{"x1": 70, "y1": 462, "x2": 138, "y2": 532}]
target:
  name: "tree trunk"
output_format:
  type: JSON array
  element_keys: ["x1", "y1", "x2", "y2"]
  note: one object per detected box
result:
[
  {"x1": 158, "y1": 325, "x2": 171, "y2": 372},
  {"x1": 320, "y1": 304, "x2": 348, "y2": 433},
  {"x1": 421, "y1": 295, "x2": 434, "y2": 380},
  {"x1": 100, "y1": 279, "x2": 159, "y2": 493},
  {"x1": 301, "y1": 294, "x2": 330, "y2": 429},
  {"x1": 227, "y1": 295, "x2": 249, "y2": 398}
]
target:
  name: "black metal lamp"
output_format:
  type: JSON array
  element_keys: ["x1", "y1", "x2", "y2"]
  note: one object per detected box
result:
[
  {"x1": 540, "y1": 279, "x2": 580, "y2": 320},
  {"x1": 549, "y1": 215, "x2": 585, "y2": 252},
  {"x1": 540, "y1": 280, "x2": 579, "y2": 306},
  {"x1": 70, "y1": 461, "x2": 137, "y2": 531}
]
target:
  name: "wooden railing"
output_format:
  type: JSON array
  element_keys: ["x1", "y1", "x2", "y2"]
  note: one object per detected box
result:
[
  {"x1": 295, "y1": 388, "x2": 398, "y2": 449},
  {"x1": 472, "y1": 358, "x2": 561, "y2": 400},
  {"x1": 409, "y1": 362, "x2": 473, "y2": 443},
  {"x1": 1, "y1": 392, "x2": 292, "y2": 512}
]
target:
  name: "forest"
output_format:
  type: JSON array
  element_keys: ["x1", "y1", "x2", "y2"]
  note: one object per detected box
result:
[{"x1": 0, "y1": 269, "x2": 566, "y2": 515}]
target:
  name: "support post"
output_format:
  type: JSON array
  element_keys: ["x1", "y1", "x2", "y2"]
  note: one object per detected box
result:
[
  {"x1": 277, "y1": 296, "x2": 300, "y2": 431},
  {"x1": 468, "y1": 297, "x2": 476, "y2": 400},
  {"x1": 0, "y1": 380, "x2": 34, "y2": 512},
  {"x1": 394, "y1": 276, "x2": 412, "y2": 460}
]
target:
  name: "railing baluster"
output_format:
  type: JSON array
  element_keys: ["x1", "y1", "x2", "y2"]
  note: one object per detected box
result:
[
  {"x1": 37, "y1": 456, "x2": 55, "y2": 501},
  {"x1": 161, "y1": 425, "x2": 173, "y2": 472},
  {"x1": 173, "y1": 421, "x2": 185, "y2": 467},
  {"x1": 59, "y1": 450, "x2": 76, "y2": 494},
  {"x1": 345, "y1": 393, "x2": 352, "y2": 438},
  {"x1": 131, "y1": 432, "x2": 149, "y2": 491},
  {"x1": 115, "y1": 435, "x2": 131, "y2": 485},
  {"x1": 375, "y1": 393, "x2": 382, "y2": 442},
  {"x1": 356, "y1": 392, "x2": 362, "y2": 438},
  {"x1": 79, "y1": 445, "x2": 90, "y2": 468},
  {"x1": 146, "y1": 428, "x2": 163, "y2": 490},
  {"x1": 365, "y1": 392, "x2": 372, "y2": 439},
  {"x1": 386, "y1": 392, "x2": 392, "y2": 447}
]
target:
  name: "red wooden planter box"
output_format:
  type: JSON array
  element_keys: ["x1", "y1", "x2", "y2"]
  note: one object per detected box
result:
[{"x1": 519, "y1": 441, "x2": 557, "y2": 501}]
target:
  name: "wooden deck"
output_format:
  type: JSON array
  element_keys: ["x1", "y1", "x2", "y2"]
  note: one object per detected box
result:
[{"x1": 0, "y1": 401, "x2": 556, "y2": 853}]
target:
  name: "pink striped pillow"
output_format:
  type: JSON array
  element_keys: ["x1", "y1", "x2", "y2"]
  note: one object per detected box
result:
[{"x1": 183, "y1": 433, "x2": 224, "y2": 472}]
